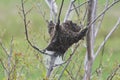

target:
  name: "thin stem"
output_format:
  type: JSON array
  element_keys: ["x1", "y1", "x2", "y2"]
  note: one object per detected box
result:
[
  {"x1": 7, "y1": 37, "x2": 13, "y2": 77},
  {"x1": 95, "y1": 0, "x2": 109, "y2": 37},
  {"x1": 94, "y1": 17, "x2": 120, "y2": 58},
  {"x1": 71, "y1": 0, "x2": 88, "y2": 11},
  {"x1": 37, "y1": 3, "x2": 49, "y2": 23},
  {"x1": 87, "y1": 0, "x2": 120, "y2": 28},
  {"x1": 0, "y1": 59, "x2": 8, "y2": 73},
  {"x1": 74, "y1": 60, "x2": 83, "y2": 80},
  {"x1": 57, "y1": 0, "x2": 64, "y2": 24},
  {"x1": 107, "y1": 64, "x2": 120, "y2": 80},
  {"x1": 64, "y1": 0, "x2": 75, "y2": 22},
  {"x1": 53, "y1": 44, "x2": 79, "y2": 67},
  {"x1": 45, "y1": 0, "x2": 58, "y2": 23},
  {"x1": 0, "y1": 41, "x2": 9, "y2": 56},
  {"x1": 21, "y1": 0, "x2": 51, "y2": 56},
  {"x1": 58, "y1": 44, "x2": 79, "y2": 80},
  {"x1": 73, "y1": 3, "x2": 79, "y2": 17}
]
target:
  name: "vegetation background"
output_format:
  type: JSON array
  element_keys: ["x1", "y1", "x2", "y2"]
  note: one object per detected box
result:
[{"x1": 0, "y1": 0, "x2": 120, "y2": 80}]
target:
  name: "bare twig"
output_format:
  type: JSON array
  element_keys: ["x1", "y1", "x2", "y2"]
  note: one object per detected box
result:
[
  {"x1": 83, "y1": 1, "x2": 120, "y2": 80},
  {"x1": 25, "y1": 7, "x2": 33, "y2": 15},
  {"x1": 107, "y1": 64, "x2": 120, "y2": 80},
  {"x1": 71, "y1": 0, "x2": 88, "y2": 11},
  {"x1": 87, "y1": 0, "x2": 120, "y2": 28},
  {"x1": 52, "y1": 68, "x2": 60, "y2": 79},
  {"x1": 0, "y1": 37, "x2": 15, "y2": 80},
  {"x1": 7, "y1": 37, "x2": 13, "y2": 79},
  {"x1": 9, "y1": 63, "x2": 16, "y2": 77},
  {"x1": 0, "y1": 41, "x2": 9, "y2": 56},
  {"x1": 72, "y1": 0, "x2": 89, "y2": 22},
  {"x1": 37, "y1": 3, "x2": 49, "y2": 23},
  {"x1": 73, "y1": 3, "x2": 79, "y2": 17},
  {"x1": 64, "y1": 0, "x2": 75, "y2": 22},
  {"x1": 21, "y1": 0, "x2": 51, "y2": 56},
  {"x1": 92, "y1": 36, "x2": 106, "y2": 76},
  {"x1": 99, "y1": 36, "x2": 106, "y2": 68},
  {"x1": 95, "y1": 0, "x2": 109, "y2": 37},
  {"x1": 57, "y1": 0, "x2": 64, "y2": 25},
  {"x1": 58, "y1": 44, "x2": 79, "y2": 80},
  {"x1": 74, "y1": 60, "x2": 83, "y2": 80},
  {"x1": 94, "y1": 17, "x2": 120, "y2": 58},
  {"x1": 82, "y1": 5, "x2": 88, "y2": 21},
  {"x1": 0, "y1": 59, "x2": 8, "y2": 73},
  {"x1": 65, "y1": 69, "x2": 75, "y2": 80},
  {"x1": 53, "y1": 44, "x2": 79, "y2": 67},
  {"x1": 45, "y1": 0, "x2": 58, "y2": 23}
]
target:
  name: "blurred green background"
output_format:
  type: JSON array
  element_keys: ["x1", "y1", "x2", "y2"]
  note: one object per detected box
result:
[{"x1": 0, "y1": 0, "x2": 120, "y2": 80}]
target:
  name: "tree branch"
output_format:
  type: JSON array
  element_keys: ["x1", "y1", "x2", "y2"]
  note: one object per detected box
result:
[
  {"x1": 7, "y1": 37, "x2": 13, "y2": 77},
  {"x1": 65, "y1": 69, "x2": 75, "y2": 80},
  {"x1": 83, "y1": 0, "x2": 97, "y2": 80},
  {"x1": 64, "y1": 0, "x2": 75, "y2": 22},
  {"x1": 37, "y1": 3, "x2": 49, "y2": 23},
  {"x1": 21, "y1": 0, "x2": 51, "y2": 56},
  {"x1": 92, "y1": 36, "x2": 106, "y2": 76},
  {"x1": 0, "y1": 59, "x2": 8, "y2": 73},
  {"x1": 53, "y1": 44, "x2": 79, "y2": 67},
  {"x1": 45, "y1": 0, "x2": 58, "y2": 23},
  {"x1": 0, "y1": 41, "x2": 9, "y2": 56},
  {"x1": 94, "y1": 17, "x2": 120, "y2": 58},
  {"x1": 58, "y1": 44, "x2": 79, "y2": 80},
  {"x1": 71, "y1": 0, "x2": 88, "y2": 11},
  {"x1": 74, "y1": 60, "x2": 83, "y2": 80},
  {"x1": 86, "y1": 0, "x2": 96, "y2": 60},
  {"x1": 0, "y1": 37, "x2": 15, "y2": 80},
  {"x1": 95, "y1": 0, "x2": 109, "y2": 37},
  {"x1": 82, "y1": 5, "x2": 88, "y2": 21},
  {"x1": 107, "y1": 64, "x2": 120, "y2": 80},
  {"x1": 87, "y1": 0, "x2": 120, "y2": 28},
  {"x1": 57, "y1": 0, "x2": 64, "y2": 25},
  {"x1": 72, "y1": 3, "x2": 79, "y2": 17}
]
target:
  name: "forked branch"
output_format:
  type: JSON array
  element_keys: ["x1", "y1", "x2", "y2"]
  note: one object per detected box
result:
[
  {"x1": 21, "y1": 0, "x2": 51, "y2": 56},
  {"x1": 71, "y1": 1, "x2": 88, "y2": 11},
  {"x1": 45, "y1": 0, "x2": 58, "y2": 23},
  {"x1": 64, "y1": 0, "x2": 76, "y2": 22}
]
